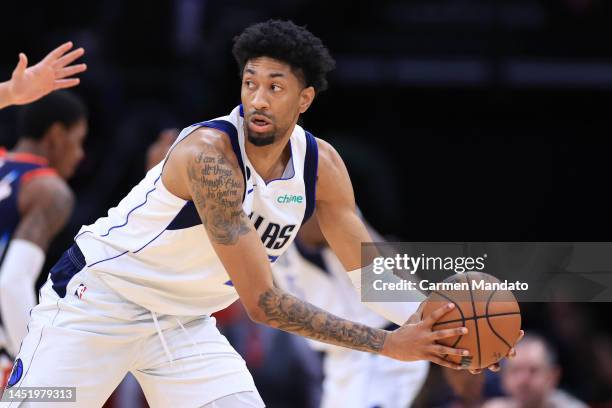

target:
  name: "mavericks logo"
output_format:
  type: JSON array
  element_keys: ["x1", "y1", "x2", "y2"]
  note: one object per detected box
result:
[
  {"x1": 277, "y1": 194, "x2": 303, "y2": 204},
  {"x1": 7, "y1": 358, "x2": 23, "y2": 388}
]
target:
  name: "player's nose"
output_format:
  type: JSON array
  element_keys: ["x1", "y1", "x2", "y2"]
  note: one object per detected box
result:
[{"x1": 251, "y1": 87, "x2": 270, "y2": 110}]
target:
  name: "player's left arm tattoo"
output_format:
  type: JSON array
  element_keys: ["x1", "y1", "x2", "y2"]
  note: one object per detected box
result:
[
  {"x1": 257, "y1": 286, "x2": 388, "y2": 353},
  {"x1": 187, "y1": 144, "x2": 250, "y2": 245}
]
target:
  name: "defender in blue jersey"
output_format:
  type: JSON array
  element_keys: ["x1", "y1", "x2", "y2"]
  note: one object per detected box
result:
[{"x1": 0, "y1": 91, "x2": 87, "y2": 381}]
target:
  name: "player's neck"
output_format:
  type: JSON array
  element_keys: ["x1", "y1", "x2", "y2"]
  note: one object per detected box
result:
[
  {"x1": 245, "y1": 133, "x2": 292, "y2": 183},
  {"x1": 12, "y1": 139, "x2": 48, "y2": 159}
]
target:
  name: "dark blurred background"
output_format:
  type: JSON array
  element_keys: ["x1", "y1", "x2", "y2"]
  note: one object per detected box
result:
[{"x1": 1, "y1": 0, "x2": 612, "y2": 406}]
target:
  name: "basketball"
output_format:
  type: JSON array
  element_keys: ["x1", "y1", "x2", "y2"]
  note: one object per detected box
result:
[{"x1": 422, "y1": 272, "x2": 522, "y2": 370}]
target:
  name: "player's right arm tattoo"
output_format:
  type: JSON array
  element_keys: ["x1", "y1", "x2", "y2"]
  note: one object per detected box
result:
[
  {"x1": 258, "y1": 286, "x2": 388, "y2": 353},
  {"x1": 187, "y1": 142, "x2": 388, "y2": 354},
  {"x1": 187, "y1": 144, "x2": 250, "y2": 245}
]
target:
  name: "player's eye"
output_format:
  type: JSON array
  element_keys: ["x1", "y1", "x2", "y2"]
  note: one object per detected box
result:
[
  {"x1": 271, "y1": 84, "x2": 282, "y2": 92},
  {"x1": 244, "y1": 80, "x2": 255, "y2": 89}
]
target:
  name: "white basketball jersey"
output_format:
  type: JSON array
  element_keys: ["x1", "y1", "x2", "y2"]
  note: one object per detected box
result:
[{"x1": 74, "y1": 105, "x2": 318, "y2": 316}]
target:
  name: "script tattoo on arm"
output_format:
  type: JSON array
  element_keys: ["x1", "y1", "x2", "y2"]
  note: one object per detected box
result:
[
  {"x1": 187, "y1": 145, "x2": 250, "y2": 245},
  {"x1": 258, "y1": 286, "x2": 388, "y2": 353}
]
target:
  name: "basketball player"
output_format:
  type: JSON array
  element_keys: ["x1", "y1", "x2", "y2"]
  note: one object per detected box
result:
[
  {"x1": 3, "y1": 21, "x2": 513, "y2": 407},
  {"x1": 0, "y1": 42, "x2": 86, "y2": 110},
  {"x1": 0, "y1": 91, "x2": 87, "y2": 390},
  {"x1": 273, "y1": 214, "x2": 429, "y2": 408}
]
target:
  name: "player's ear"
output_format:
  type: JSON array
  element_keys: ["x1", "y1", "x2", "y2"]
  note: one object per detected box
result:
[
  {"x1": 299, "y1": 86, "x2": 315, "y2": 114},
  {"x1": 44, "y1": 122, "x2": 67, "y2": 150}
]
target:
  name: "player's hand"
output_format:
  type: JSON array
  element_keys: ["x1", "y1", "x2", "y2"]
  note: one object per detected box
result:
[
  {"x1": 468, "y1": 329, "x2": 525, "y2": 374},
  {"x1": 381, "y1": 303, "x2": 471, "y2": 369},
  {"x1": 7, "y1": 42, "x2": 86, "y2": 106}
]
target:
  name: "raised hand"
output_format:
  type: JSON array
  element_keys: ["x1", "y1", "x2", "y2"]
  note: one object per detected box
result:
[
  {"x1": 2, "y1": 41, "x2": 86, "y2": 108},
  {"x1": 381, "y1": 303, "x2": 471, "y2": 369}
]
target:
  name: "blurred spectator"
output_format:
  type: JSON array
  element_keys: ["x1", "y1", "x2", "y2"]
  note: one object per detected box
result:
[
  {"x1": 145, "y1": 128, "x2": 179, "y2": 171},
  {"x1": 441, "y1": 369, "x2": 487, "y2": 408},
  {"x1": 483, "y1": 334, "x2": 587, "y2": 408},
  {"x1": 216, "y1": 302, "x2": 323, "y2": 408}
]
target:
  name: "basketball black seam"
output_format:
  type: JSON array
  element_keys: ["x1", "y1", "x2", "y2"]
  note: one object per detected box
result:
[
  {"x1": 431, "y1": 291, "x2": 466, "y2": 323},
  {"x1": 466, "y1": 272, "x2": 482, "y2": 368},
  {"x1": 431, "y1": 290, "x2": 465, "y2": 361},
  {"x1": 485, "y1": 289, "x2": 513, "y2": 350},
  {"x1": 432, "y1": 312, "x2": 521, "y2": 327}
]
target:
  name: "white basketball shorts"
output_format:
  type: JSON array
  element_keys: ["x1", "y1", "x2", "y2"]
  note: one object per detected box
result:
[{"x1": 1, "y1": 244, "x2": 263, "y2": 408}]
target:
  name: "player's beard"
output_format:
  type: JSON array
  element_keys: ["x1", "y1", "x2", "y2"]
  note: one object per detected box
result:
[
  {"x1": 245, "y1": 112, "x2": 280, "y2": 146},
  {"x1": 247, "y1": 127, "x2": 277, "y2": 146}
]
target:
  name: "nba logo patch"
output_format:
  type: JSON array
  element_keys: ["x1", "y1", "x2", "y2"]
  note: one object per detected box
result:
[
  {"x1": 75, "y1": 283, "x2": 87, "y2": 299},
  {"x1": 6, "y1": 358, "x2": 22, "y2": 388}
]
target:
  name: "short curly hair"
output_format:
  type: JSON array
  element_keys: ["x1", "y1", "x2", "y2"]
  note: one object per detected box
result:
[{"x1": 232, "y1": 20, "x2": 336, "y2": 94}]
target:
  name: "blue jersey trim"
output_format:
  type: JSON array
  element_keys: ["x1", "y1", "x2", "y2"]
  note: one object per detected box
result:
[
  {"x1": 166, "y1": 201, "x2": 200, "y2": 230},
  {"x1": 133, "y1": 228, "x2": 167, "y2": 253},
  {"x1": 196, "y1": 119, "x2": 246, "y2": 191},
  {"x1": 99, "y1": 175, "x2": 161, "y2": 237},
  {"x1": 302, "y1": 131, "x2": 318, "y2": 225},
  {"x1": 88, "y1": 250, "x2": 129, "y2": 268},
  {"x1": 258, "y1": 141, "x2": 296, "y2": 185},
  {"x1": 50, "y1": 244, "x2": 86, "y2": 298},
  {"x1": 77, "y1": 176, "x2": 161, "y2": 240},
  {"x1": 0, "y1": 231, "x2": 10, "y2": 267},
  {"x1": 166, "y1": 120, "x2": 245, "y2": 231},
  {"x1": 0, "y1": 163, "x2": 42, "y2": 247}
]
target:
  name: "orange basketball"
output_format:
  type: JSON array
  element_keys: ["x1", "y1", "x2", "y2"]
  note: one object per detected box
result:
[{"x1": 422, "y1": 272, "x2": 522, "y2": 370}]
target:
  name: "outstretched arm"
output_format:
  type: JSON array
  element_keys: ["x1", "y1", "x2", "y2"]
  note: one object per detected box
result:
[
  {"x1": 0, "y1": 176, "x2": 74, "y2": 355},
  {"x1": 314, "y1": 138, "x2": 521, "y2": 372},
  {"x1": 0, "y1": 42, "x2": 86, "y2": 109},
  {"x1": 163, "y1": 129, "x2": 467, "y2": 366}
]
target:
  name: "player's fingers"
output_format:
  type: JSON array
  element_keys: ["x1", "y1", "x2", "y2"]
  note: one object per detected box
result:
[
  {"x1": 43, "y1": 41, "x2": 73, "y2": 62},
  {"x1": 429, "y1": 344, "x2": 470, "y2": 357},
  {"x1": 54, "y1": 78, "x2": 80, "y2": 90},
  {"x1": 52, "y1": 48, "x2": 85, "y2": 69},
  {"x1": 422, "y1": 303, "x2": 456, "y2": 327},
  {"x1": 428, "y1": 355, "x2": 463, "y2": 370},
  {"x1": 487, "y1": 363, "x2": 501, "y2": 372},
  {"x1": 56, "y1": 64, "x2": 87, "y2": 79},
  {"x1": 469, "y1": 368, "x2": 483, "y2": 374},
  {"x1": 507, "y1": 330, "x2": 524, "y2": 359},
  {"x1": 12, "y1": 53, "x2": 28, "y2": 76},
  {"x1": 430, "y1": 326, "x2": 467, "y2": 341}
]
